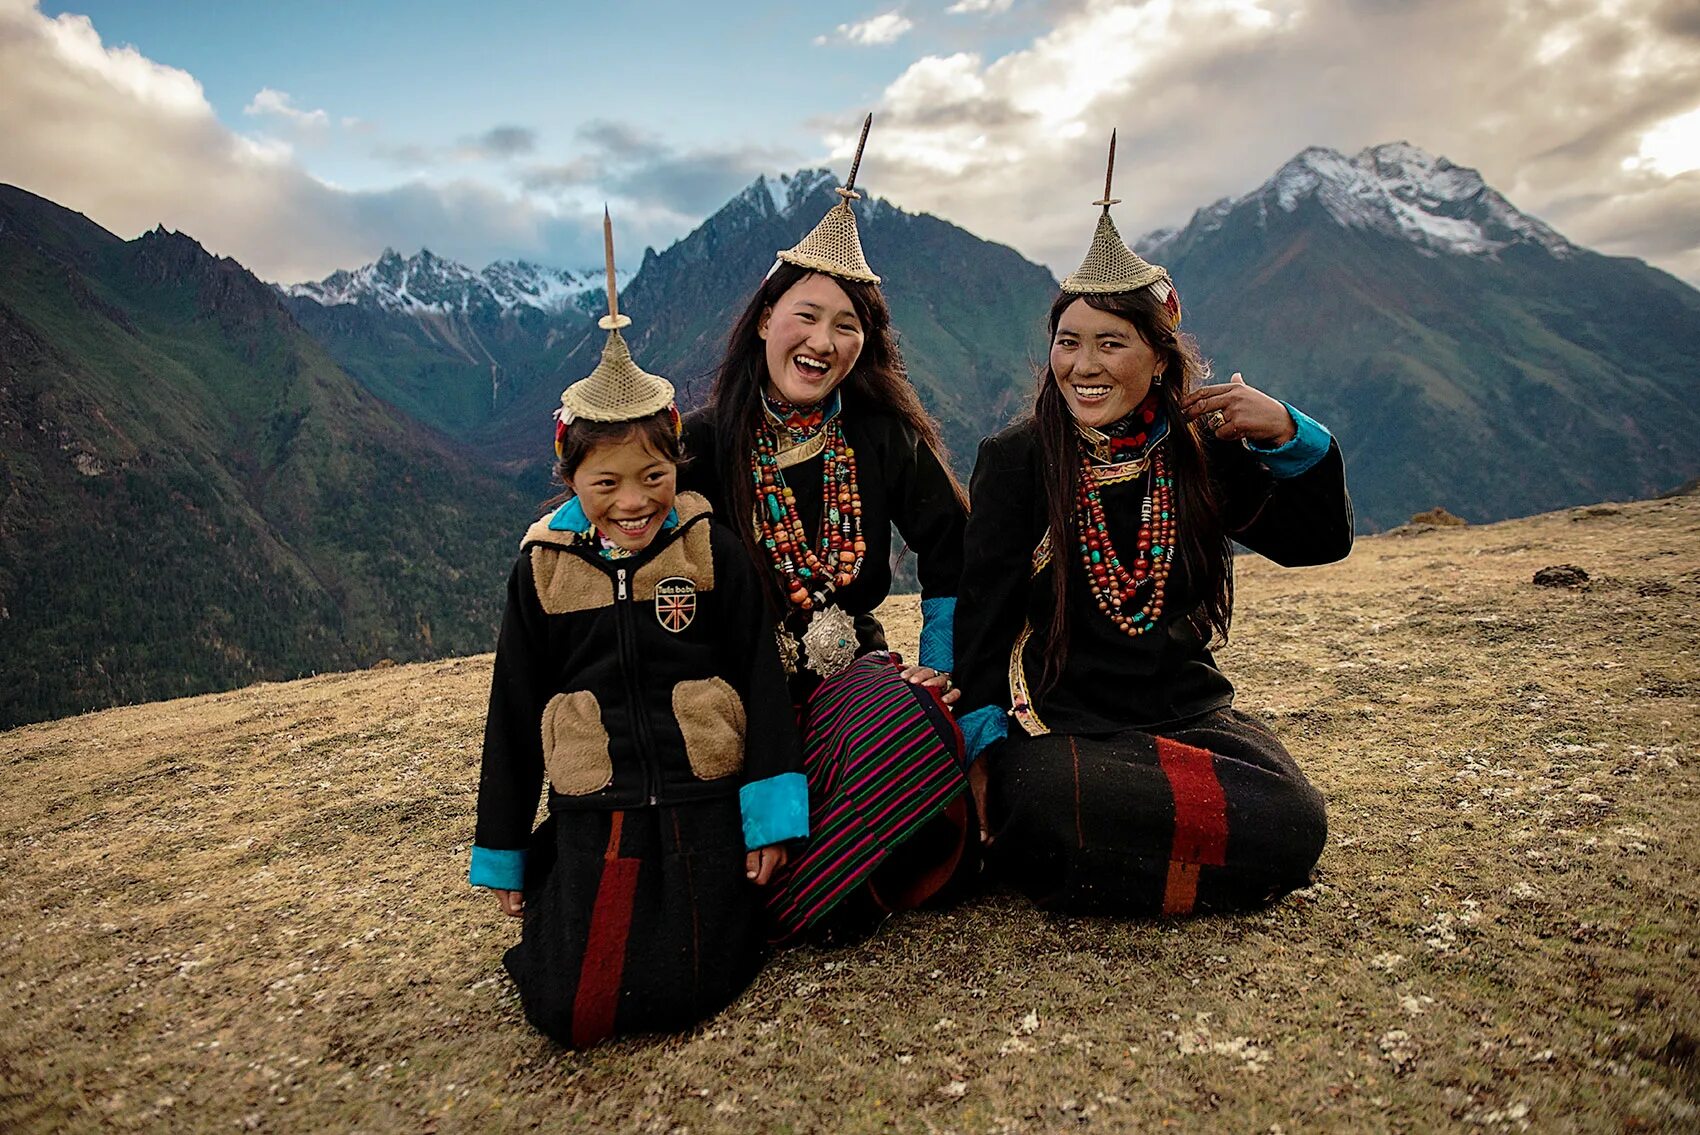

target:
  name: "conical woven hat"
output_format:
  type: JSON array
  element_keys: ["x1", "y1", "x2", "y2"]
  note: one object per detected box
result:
[
  {"x1": 775, "y1": 113, "x2": 881, "y2": 285},
  {"x1": 561, "y1": 326, "x2": 675, "y2": 422},
  {"x1": 1061, "y1": 210, "x2": 1171, "y2": 295},
  {"x1": 1060, "y1": 130, "x2": 1175, "y2": 299},
  {"x1": 560, "y1": 210, "x2": 675, "y2": 423}
]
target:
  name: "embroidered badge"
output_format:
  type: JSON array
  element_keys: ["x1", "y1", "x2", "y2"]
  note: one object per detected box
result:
[{"x1": 654, "y1": 577, "x2": 697, "y2": 632}]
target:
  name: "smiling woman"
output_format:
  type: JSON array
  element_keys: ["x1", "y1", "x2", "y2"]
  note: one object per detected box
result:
[
  {"x1": 953, "y1": 134, "x2": 1355, "y2": 919},
  {"x1": 680, "y1": 117, "x2": 974, "y2": 942}
]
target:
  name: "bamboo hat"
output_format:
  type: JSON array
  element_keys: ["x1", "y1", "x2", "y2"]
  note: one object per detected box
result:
[
  {"x1": 559, "y1": 209, "x2": 676, "y2": 424},
  {"x1": 1061, "y1": 130, "x2": 1178, "y2": 316},
  {"x1": 775, "y1": 113, "x2": 881, "y2": 285}
]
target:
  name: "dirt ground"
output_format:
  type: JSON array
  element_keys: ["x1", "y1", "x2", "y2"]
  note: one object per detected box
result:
[{"x1": 2, "y1": 494, "x2": 1696, "y2": 1133}]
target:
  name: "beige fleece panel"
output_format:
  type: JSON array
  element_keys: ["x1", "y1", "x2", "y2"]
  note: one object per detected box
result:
[
  {"x1": 521, "y1": 490, "x2": 714, "y2": 611},
  {"x1": 541, "y1": 690, "x2": 613, "y2": 795},
  {"x1": 529, "y1": 547, "x2": 613, "y2": 615},
  {"x1": 633, "y1": 517, "x2": 715, "y2": 600},
  {"x1": 671, "y1": 677, "x2": 745, "y2": 781}
]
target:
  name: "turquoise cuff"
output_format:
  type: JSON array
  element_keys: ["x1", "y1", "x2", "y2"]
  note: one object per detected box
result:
[
  {"x1": 1244, "y1": 402, "x2": 1331, "y2": 478},
  {"x1": 959, "y1": 704, "x2": 1009, "y2": 764},
  {"x1": 469, "y1": 845, "x2": 525, "y2": 891},
  {"x1": 919, "y1": 597, "x2": 956, "y2": 672},
  {"x1": 740, "y1": 772, "x2": 809, "y2": 850}
]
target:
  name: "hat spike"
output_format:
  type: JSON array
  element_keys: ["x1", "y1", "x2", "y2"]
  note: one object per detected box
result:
[
  {"x1": 838, "y1": 112, "x2": 873, "y2": 203},
  {"x1": 598, "y1": 206, "x2": 631, "y2": 332},
  {"x1": 774, "y1": 112, "x2": 881, "y2": 284},
  {"x1": 1093, "y1": 129, "x2": 1121, "y2": 212},
  {"x1": 559, "y1": 208, "x2": 673, "y2": 423},
  {"x1": 1059, "y1": 128, "x2": 1174, "y2": 304}
]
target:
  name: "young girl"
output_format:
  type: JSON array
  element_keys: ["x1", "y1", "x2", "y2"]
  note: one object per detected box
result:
[{"x1": 470, "y1": 221, "x2": 807, "y2": 1047}]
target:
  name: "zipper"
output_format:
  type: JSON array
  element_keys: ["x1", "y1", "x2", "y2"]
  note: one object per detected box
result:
[{"x1": 612, "y1": 566, "x2": 661, "y2": 806}]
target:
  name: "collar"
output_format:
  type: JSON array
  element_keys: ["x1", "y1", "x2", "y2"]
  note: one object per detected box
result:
[
  {"x1": 546, "y1": 496, "x2": 681, "y2": 559},
  {"x1": 1076, "y1": 392, "x2": 1169, "y2": 466},
  {"x1": 762, "y1": 388, "x2": 842, "y2": 435}
]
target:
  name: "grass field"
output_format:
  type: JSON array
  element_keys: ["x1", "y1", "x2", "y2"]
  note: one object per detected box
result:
[{"x1": 2, "y1": 494, "x2": 1696, "y2": 1133}]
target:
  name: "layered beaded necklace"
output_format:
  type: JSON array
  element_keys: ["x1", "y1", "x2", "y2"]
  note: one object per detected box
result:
[
  {"x1": 752, "y1": 392, "x2": 865, "y2": 611},
  {"x1": 1074, "y1": 395, "x2": 1177, "y2": 636}
]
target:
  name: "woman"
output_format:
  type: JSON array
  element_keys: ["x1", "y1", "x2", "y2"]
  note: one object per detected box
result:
[
  {"x1": 954, "y1": 137, "x2": 1353, "y2": 917},
  {"x1": 680, "y1": 117, "x2": 972, "y2": 940}
]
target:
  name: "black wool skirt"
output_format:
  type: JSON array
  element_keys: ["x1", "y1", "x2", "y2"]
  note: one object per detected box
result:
[
  {"x1": 985, "y1": 708, "x2": 1327, "y2": 917},
  {"x1": 504, "y1": 799, "x2": 763, "y2": 1048}
]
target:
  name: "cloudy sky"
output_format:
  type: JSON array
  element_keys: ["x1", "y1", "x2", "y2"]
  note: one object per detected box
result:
[{"x1": 3, "y1": 0, "x2": 1697, "y2": 285}]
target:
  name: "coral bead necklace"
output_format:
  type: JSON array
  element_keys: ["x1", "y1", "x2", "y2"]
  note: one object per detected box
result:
[
  {"x1": 1074, "y1": 445, "x2": 1175, "y2": 636},
  {"x1": 751, "y1": 414, "x2": 866, "y2": 611}
]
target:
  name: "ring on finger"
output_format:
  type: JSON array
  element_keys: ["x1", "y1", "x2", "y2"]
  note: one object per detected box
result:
[{"x1": 1205, "y1": 409, "x2": 1227, "y2": 430}]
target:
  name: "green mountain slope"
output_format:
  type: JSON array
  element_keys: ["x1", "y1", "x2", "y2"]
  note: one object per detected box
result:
[
  {"x1": 278, "y1": 250, "x2": 598, "y2": 462},
  {"x1": 0, "y1": 186, "x2": 530, "y2": 728}
]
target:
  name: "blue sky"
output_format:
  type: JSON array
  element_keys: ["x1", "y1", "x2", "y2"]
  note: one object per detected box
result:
[
  {"x1": 40, "y1": 3, "x2": 879, "y2": 185},
  {"x1": 7, "y1": 1, "x2": 1699, "y2": 284}
]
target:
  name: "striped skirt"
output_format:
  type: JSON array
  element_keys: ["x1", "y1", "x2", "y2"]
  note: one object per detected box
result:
[
  {"x1": 985, "y1": 708, "x2": 1326, "y2": 917},
  {"x1": 764, "y1": 653, "x2": 969, "y2": 940}
]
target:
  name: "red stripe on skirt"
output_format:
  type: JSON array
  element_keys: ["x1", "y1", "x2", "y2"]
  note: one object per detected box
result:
[
  {"x1": 571, "y1": 811, "x2": 641, "y2": 1047},
  {"x1": 1156, "y1": 737, "x2": 1229, "y2": 917}
]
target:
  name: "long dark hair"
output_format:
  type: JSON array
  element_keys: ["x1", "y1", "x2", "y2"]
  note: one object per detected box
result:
[
  {"x1": 1033, "y1": 286, "x2": 1233, "y2": 695},
  {"x1": 708, "y1": 261, "x2": 966, "y2": 608}
]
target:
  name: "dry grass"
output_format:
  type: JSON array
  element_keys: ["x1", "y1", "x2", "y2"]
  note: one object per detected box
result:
[{"x1": 2, "y1": 495, "x2": 1697, "y2": 1133}]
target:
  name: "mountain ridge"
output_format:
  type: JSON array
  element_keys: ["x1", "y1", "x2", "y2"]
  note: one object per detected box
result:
[
  {"x1": 1128, "y1": 141, "x2": 1700, "y2": 529},
  {"x1": 0, "y1": 183, "x2": 531, "y2": 729}
]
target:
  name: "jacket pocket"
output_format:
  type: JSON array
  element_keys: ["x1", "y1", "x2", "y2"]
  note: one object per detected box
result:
[
  {"x1": 540, "y1": 690, "x2": 613, "y2": 795},
  {"x1": 671, "y1": 677, "x2": 745, "y2": 781}
]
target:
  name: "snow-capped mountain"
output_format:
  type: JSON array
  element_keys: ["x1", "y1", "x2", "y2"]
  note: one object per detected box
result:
[
  {"x1": 1144, "y1": 142, "x2": 1573, "y2": 263},
  {"x1": 1129, "y1": 142, "x2": 1700, "y2": 530},
  {"x1": 530, "y1": 168, "x2": 1057, "y2": 471},
  {"x1": 280, "y1": 248, "x2": 631, "y2": 316}
]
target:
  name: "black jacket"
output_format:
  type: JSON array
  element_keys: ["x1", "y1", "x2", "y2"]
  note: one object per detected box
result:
[
  {"x1": 955, "y1": 421, "x2": 1354, "y2": 736},
  {"x1": 473, "y1": 492, "x2": 804, "y2": 857},
  {"x1": 679, "y1": 404, "x2": 966, "y2": 658}
]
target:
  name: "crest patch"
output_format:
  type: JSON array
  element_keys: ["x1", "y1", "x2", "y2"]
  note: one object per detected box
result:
[{"x1": 654, "y1": 576, "x2": 697, "y2": 632}]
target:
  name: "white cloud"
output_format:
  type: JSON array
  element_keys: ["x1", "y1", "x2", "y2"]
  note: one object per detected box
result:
[
  {"x1": 947, "y1": 0, "x2": 1014, "y2": 13},
  {"x1": 827, "y1": 11, "x2": 915, "y2": 47},
  {"x1": 0, "y1": 2, "x2": 621, "y2": 281},
  {"x1": 1624, "y1": 103, "x2": 1700, "y2": 176},
  {"x1": 244, "y1": 87, "x2": 328, "y2": 130},
  {"x1": 850, "y1": 0, "x2": 1700, "y2": 284}
]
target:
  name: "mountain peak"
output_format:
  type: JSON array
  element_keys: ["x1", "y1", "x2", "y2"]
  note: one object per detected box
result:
[
  {"x1": 1153, "y1": 141, "x2": 1572, "y2": 263},
  {"x1": 281, "y1": 249, "x2": 606, "y2": 317},
  {"x1": 780, "y1": 168, "x2": 838, "y2": 214},
  {"x1": 729, "y1": 168, "x2": 842, "y2": 223}
]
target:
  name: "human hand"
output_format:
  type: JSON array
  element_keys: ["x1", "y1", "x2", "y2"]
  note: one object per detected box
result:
[
  {"x1": 966, "y1": 758, "x2": 991, "y2": 846},
  {"x1": 746, "y1": 844, "x2": 788, "y2": 886},
  {"x1": 1181, "y1": 372, "x2": 1296, "y2": 446},
  {"x1": 900, "y1": 664, "x2": 961, "y2": 708},
  {"x1": 493, "y1": 889, "x2": 524, "y2": 918}
]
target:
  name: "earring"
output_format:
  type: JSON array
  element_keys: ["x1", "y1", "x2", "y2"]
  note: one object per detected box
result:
[{"x1": 1152, "y1": 372, "x2": 1164, "y2": 386}]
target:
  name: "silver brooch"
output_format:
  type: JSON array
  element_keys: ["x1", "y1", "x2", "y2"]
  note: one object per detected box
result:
[{"x1": 800, "y1": 604, "x2": 858, "y2": 679}]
